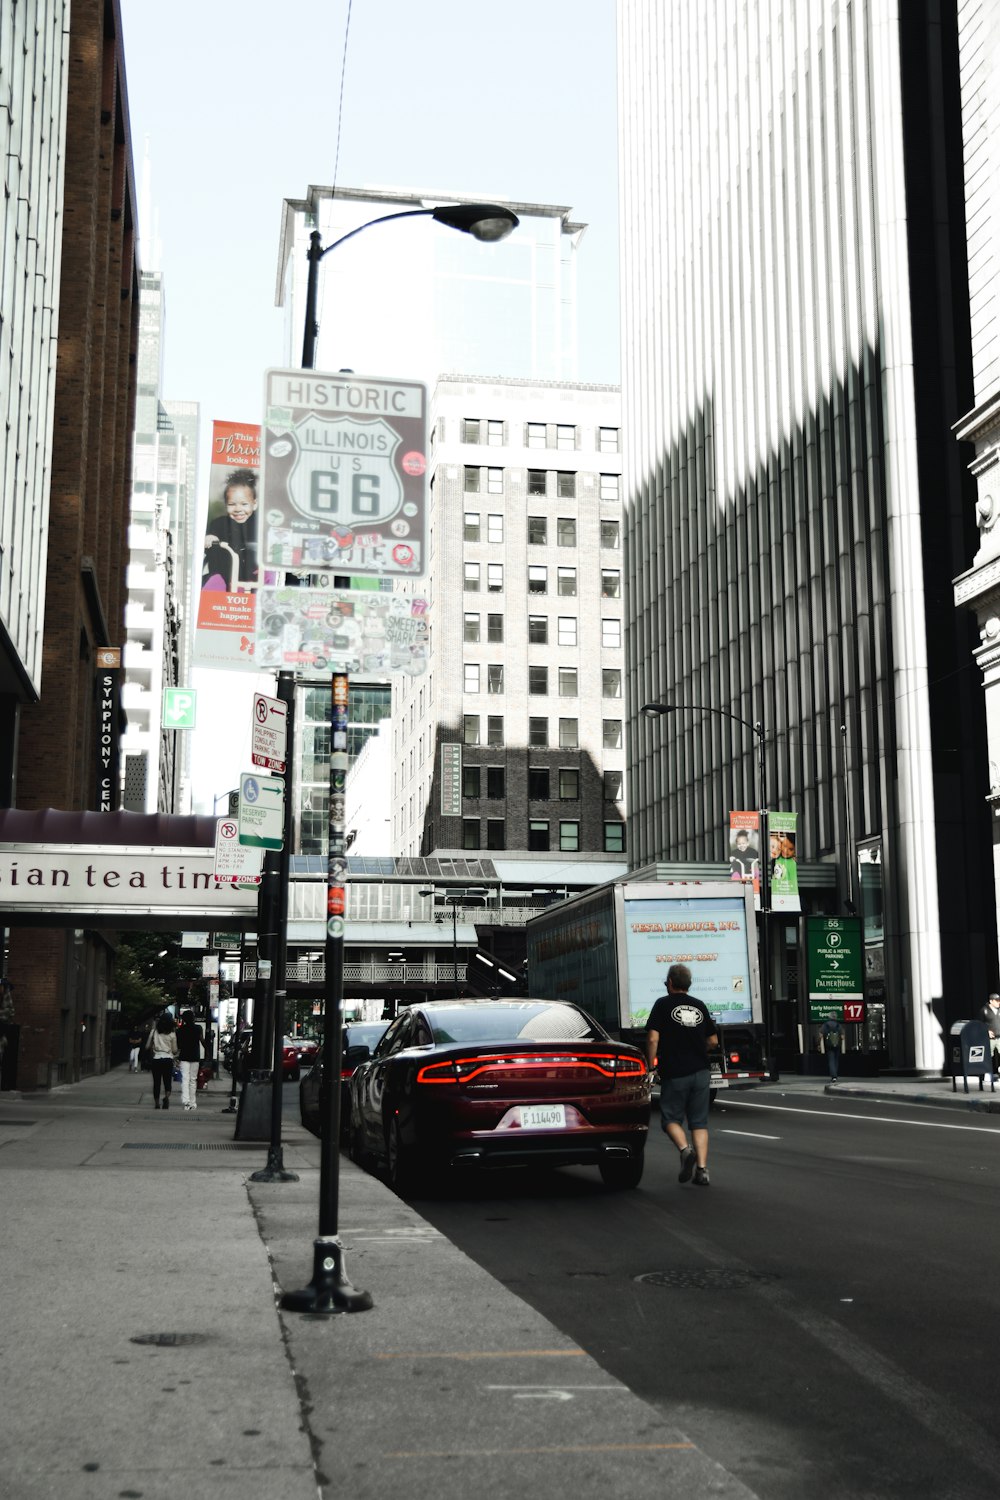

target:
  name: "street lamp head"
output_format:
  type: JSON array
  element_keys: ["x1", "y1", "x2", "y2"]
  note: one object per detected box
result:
[
  {"x1": 640, "y1": 702, "x2": 672, "y2": 718},
  {"x1": 431, "y1": 203, "x2": 519, "y2": 242},
  {"x1": 417, "y1": 887, "x2": 436, "y2": 898}
]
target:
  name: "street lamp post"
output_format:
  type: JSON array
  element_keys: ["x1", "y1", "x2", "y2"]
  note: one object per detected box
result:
[
  {"x1": 281, "y1": 202, "x2": 518, "y2": 1318},
  {"x1": 640, "y1": 701, "x2": 773, "y2": 1068},
  {"x1": 420, "y1": 887, "x2": 487, "y2": 995}
]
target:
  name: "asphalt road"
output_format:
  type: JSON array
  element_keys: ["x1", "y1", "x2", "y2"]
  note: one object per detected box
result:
[{"x1": 412, "y1": 1089, "x2": 1000, "y2": 1500}]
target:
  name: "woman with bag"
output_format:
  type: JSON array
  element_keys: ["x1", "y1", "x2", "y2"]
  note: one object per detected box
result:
[{"x1": 146, "y1": 1012, "x2": 178, "y2": 1109}]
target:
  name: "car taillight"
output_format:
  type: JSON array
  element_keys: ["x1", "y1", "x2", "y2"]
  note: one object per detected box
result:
[
  {"x1": 340, "y1": 1067, "x2": 355, "y2": 1080},
  {"x1": 729, "y1": 1052, "x2": 741, "y2": 1064},
  {"x1": 415, "y1": 1052, "x2": 647, "y2": 1084}
]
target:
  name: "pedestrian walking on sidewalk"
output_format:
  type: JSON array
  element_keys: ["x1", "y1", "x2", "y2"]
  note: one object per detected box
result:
[
  {"x1": 978, "y1": 993, "x2": 1000, "y2": 1080},
  {"x1": 176, "y1": 1009, "x2": 203, "y2": 1111},
  {"x1": 127, "y1": 1026, "x2": 143, "y2": 1073},
  {"x1": 645, "y1": 963, "x2": 718, "y2": 1187},
  {"x1": 146, "y1": 1013, "x2": 178, "y2": 1109},
  {"x1": 821, "y1": 1016, "x2": 843, "y2": 1082}
]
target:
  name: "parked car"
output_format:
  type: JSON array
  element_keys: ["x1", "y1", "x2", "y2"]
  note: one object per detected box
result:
[
  {"x1": 287, "y1": 1036, "x2": 319, "y2": 1067},
  {"x1": 299, "y1": 1021, "x2": 390, "y2": 1139},
  {"x1": 346, "y1": 999, "x2": 650, "y2": 1195},
  {"x1": 227, "y1": 1031, "x2": 304, "y2": 1081}
]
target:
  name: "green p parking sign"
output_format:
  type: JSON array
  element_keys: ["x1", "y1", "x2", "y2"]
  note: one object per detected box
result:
[{"x1": 807, "y1": 916, "x2": 864, "y2": 1022}]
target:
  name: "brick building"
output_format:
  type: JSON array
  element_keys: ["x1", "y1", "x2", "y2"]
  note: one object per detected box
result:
[{"x1": 3, "y1": 0, "x2": 140, "y2": 1088}]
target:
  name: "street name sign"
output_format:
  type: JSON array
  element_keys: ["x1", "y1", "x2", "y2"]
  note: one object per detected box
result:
[
  {"x1": 238, "y1": 772, "x2": 284, "y2": 850},
  {"x1": 251, "y1": 691, "x2": 288, "y2": 772},
  {"x1": 260, "y1": 368, "x2": 427, "y2": 582}
]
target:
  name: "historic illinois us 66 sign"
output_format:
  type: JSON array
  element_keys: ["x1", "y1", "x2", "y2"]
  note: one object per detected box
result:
[{"x1": 260, "y1": 369, "x2": 427, "y2": 581}]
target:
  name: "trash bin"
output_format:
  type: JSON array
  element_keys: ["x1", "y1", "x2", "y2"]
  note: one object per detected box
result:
[{"x1": 949, "y1": 1020, "x2": 996, "y2": 1094}]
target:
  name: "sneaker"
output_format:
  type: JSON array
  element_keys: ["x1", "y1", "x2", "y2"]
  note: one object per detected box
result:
[
  {"x1": 678, "y1": 1146, "x2": 696, "y2": 1183},
  {"x1": 162, "y1": 1097, "x2": 169, "y2": 1110},
  {"x1": 692, "y1": 1166, "x2": 710, "y2": 1187}
]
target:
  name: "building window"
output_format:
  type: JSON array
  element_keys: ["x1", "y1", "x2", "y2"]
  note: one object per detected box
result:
[
  {"x1": 557, "y1": 517, "x2": 577, "y2": 547},
  {"x1": 464, "y1": 511, "x2": 480, "y2": 542},
  {"x1": 557, "y1": 616, "x2": 577, "y2": 647},
  {"x1": 527, "y1": 469, "x2": 547, "y2": 495},
  {"x1": 601, "y1": 569, "x2": 621, "y2": 598},
  {"x1": 487, "y1": 664, "x2": 504, "y2": 694},
  {"x1": 464, "y1": 562, "x2": 480, "y2": 592},
  {"x1": 529, "y1": 717, "x2": 549, "y2": 747},
  {"x1": 464, "y1": 716, "x2": 481, "y2": 747},
  {"x1": 487, "y1": 715, "x2": 504, "y2": 746},
  {"x1": 464, "y1": 664, "x2": 480, "y2": 694},
  {"x1": 487, "y1": 563, "x2": 503, "y2": 592},
  {"x1": 603, "y1": 718, "x2": 623, "y2": 749},
  {"x1": 464, "y1": 465, "x2": 481, "y2": 492},
  {"x1": 487, "y1": 513, "x2": 504, "y2": 544},
  {"x1": 558, "y1": 667, "x2": 578, "y2": 697},
  {"x1": 529, "y1": 820, "x2": 550, "y2": 851},
  {"x1": 487, "y1": 467, "x2": 504, "y2": 494},
  {"x1": 604, "y1": 822, "x2": 626, "y2": 853},
  {"x1": 557, "y1": 567, "x2": 577, "y2": 597},
  {"x1": 529, "y1": 665, "x2": 549, "y2": 695},
  {"x1": 559, "y1": 820, "x2": 580, "y2": 851},
  {"x1": 601, "y1": 618, "x2": 621, "y2": 648},
  {"x1": 487, "y1": 419, "x2": 504, "y2": 447},
  {"x1": 556, "y1": 471, "x2": 576, "y2": 498},
  {"x1": 559, "y1": 768, "x2": 580, "y2": 799},
  {"x1": 526, "y1": 422, "x2": 546, "y2": 449},
  {"x1": 602, "y1": 668, "x2": 622, "y2": 698},
  {"x1": 556, "y1": 423, "x2": 576, "y2": 450},
  {"x1": 462, "y1": 418, "x2": 481, "y2": 443},
  {"x1": 600, "y1": 473, "x2": 620, "y2": 500},
  {"x1": 463, "y1": 818, "x2": 481, "y2": 850},
  {"x1": 486, "y1": 818, "x2": 506, "y2": 849},
  {"x1": 598, "y1": 426, "x2": 620, "y2": 452},
  {"x1": 463, "y1": 766, "x2": 481, "y2": 798},
  {"x1": 601, "y1": 519, "x2": 621, "y2": 549},
  {"x1": 487, "y1": 613, "x2": 504, "y2": 643},
  {"x1": 528, "y1": 515, "x2": 547, "y2": 544},
  {"x1": 528, "y1": 616, "x2": 548, "y2": 644},
  {"x1": 464, "y1": 612, "x2": 480, "y2": 643},
  {"x1": 528, "y1": 565, "x2": 548, "y2": 594},
  {"x1": 604, "y1": 770, "x2": 623, "y2": 802},
  {"x1": 528, "y1": 766, "x2": 550, "y2": 799},
  {"x1": 559, "y1": 717, "x2": 579, "y2": 749},
  {"x1": 486, "y1": 766, "x2": 505, "y2": 799}
]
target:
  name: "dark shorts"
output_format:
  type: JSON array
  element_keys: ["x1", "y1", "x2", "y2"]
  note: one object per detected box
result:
[{"x1": 660, "y1": 1068, "x2": 711, "y2": 1131}]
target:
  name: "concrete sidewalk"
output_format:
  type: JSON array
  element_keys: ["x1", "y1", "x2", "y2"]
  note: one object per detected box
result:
[
  {"x1": 0, "y1": 1065, "x2": 759, "y2": 1500},
  {"x1": 750, "y1": 1070, "x2": 1000, "y2": 1113}
]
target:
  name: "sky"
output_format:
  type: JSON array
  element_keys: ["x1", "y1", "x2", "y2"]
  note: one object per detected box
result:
[{"x1": 118, "y1": 0, "x2": 621, "y2": 811}]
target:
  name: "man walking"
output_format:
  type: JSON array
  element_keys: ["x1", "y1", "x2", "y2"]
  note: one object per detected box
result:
[
  {"x1": 978, "y1": 993, "x2": 1000, "y2": 1080},
  {"x1": 645, "y1": 963, "x2": 718, "y2": 1187},
  {"x1": 821, "y1": 1015, "x2": 843, "y2": 1083}
]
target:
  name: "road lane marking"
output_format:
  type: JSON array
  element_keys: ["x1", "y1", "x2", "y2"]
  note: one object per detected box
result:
[
  {"x1": 375, "y1": 1348, "x2": 586, "y2": 1360},
  {"x1": 386, "y1": 1442, "x2": 696, "y2": 1457},
  {"x1": 724, "y1": 1099, "x2": 1000, "y2": 1134},
  {"x1": 719, "y1": 1128, "x2": 780, "y2": 1139}
]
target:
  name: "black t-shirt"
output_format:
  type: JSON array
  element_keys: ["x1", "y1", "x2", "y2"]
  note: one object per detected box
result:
[{"x1": 645, "y1": 992, "x2": 716, "y2": 1078}]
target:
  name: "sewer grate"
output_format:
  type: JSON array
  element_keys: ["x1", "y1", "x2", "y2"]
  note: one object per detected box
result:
[
  {"x1": 130, "y1": 1332, "x2": 211, "y2": 1347},
  {"x1": 635, "y1": 1268, "x2": 776, "y2": 1291},
  {"x1": 0, "y1": 1120, "x2": 37, "y2": 1127},
  {"x1": 122, "y1": 1142, "x2": 262, "y2": 1151}
]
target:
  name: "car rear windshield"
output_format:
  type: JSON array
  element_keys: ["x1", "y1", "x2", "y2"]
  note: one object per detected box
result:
[
  {"x1": 428, "y1": 1003, "x2": 606, "y2": 1045},
  {"x1": 345, "y1": 1024, "x2": 388, "y2": 1049}
]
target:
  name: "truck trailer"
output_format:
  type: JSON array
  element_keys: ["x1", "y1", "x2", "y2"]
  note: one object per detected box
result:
[{"x1": 526, "y1": 878, "x2": 770, "y2": 1094}]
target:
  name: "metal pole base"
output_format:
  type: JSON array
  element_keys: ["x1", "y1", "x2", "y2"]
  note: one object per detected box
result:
[
  {"x1": 250, "y1": 1146, "x2": 299, "y2": 1183},
  {"x1": 280, "y1": 1236, "x2": 373, "y2": 1315}
]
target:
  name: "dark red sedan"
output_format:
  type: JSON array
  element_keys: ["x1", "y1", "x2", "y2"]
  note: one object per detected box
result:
[{"x1": 346, "y1": 1000, "x2": 650, "y2": 1195}]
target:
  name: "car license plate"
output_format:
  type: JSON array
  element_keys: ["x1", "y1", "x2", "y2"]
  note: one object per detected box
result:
[{"x1": 520, "y1": 1104, "x2": 566, "y2": 1130}]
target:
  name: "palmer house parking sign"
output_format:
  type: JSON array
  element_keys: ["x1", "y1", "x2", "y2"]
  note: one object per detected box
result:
[{"x1": 260, "y1": 369, "x2": 427, "y2": 581}]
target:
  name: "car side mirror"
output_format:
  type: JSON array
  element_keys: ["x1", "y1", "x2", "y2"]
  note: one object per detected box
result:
[{"x1": 344, "y1": 1044, "x2": 371, "y2": 1066}]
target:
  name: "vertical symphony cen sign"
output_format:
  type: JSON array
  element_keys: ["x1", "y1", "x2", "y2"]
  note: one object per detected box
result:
[{"x1": 95, "y1": 648, "x2": 121, "y2": 813}]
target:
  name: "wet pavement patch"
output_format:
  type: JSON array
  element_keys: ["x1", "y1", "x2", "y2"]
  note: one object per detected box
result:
[
  {"x1": 130, "y1": 1332, "x2": 211, "y2": 1347},
  {"x1": 635, "y1": 1268, "x2": 776, "y2": 1291}
]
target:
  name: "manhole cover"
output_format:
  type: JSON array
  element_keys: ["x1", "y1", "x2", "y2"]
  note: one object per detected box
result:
[
  {"x1": 130, "y1": 1333, "x2": 210, "y2": 1347},
  {"x1": 635, "y1": 1268, "x2": 776, "y2": 1291}
]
